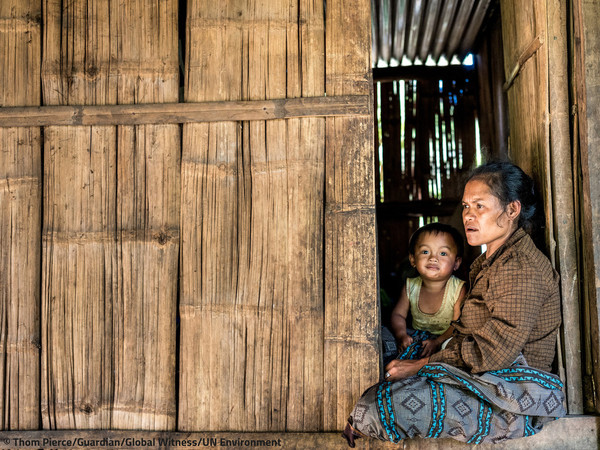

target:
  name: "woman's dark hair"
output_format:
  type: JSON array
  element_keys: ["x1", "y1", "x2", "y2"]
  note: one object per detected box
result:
[
  {"x1": 408, "y1": 222, "x2": 464, "y2": 258},
  {"x1": 466, "y1": 161, "x2": 538, "y2": 232}
]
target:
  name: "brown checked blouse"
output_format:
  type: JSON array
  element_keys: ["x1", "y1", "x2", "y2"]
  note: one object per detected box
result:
[{"x1": 428, "y1": 228, "x2": 561, "y2": 373}]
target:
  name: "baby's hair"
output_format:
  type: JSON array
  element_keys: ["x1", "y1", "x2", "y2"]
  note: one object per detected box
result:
[{"x1": 408, "y1": 223, "x2": 464, "y2": 258}]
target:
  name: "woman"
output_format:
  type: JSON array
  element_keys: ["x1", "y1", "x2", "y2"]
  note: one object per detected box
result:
[{"x1": 343, "y1": 161, "x2": 565, "y2": 446}]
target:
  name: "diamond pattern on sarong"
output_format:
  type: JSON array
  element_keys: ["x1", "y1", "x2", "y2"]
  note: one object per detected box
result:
[
  {"x1": 495, "y1": 382, "x2": 508, "y2": 399},
  {"x1": 353, "y1": 405, "x2": 368, "y2": 424},
  {"x1": 517, "y1": 391, "x2": 535, "y2": 412},
  {"x1": 448, "y1": 426, "x2": 466, "y2": 438},
  {"x1": 452, "y1": 400, "x2": 472, "y2": 418},
  {"x1": 407, "y1": 424, "x2": 423, "y2": 438},
  {"x1": 499, "y1": 410, "x2": 517, "y2": 425},
  {"x1": 543, "y1": 392, "x2": 561, "y2": 414},
  {"x1": 401, "y1": 393, "x2": 425, "y2": 414}
]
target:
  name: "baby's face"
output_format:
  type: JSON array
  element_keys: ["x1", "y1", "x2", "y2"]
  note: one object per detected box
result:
[{"x1": 409, "y1": 232, "x2": 461, "y2": 282}]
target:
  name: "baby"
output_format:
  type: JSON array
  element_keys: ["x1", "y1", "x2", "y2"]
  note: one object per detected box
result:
[{"x1": 391, "y1": 222, "x2": 466, "y2": 358}]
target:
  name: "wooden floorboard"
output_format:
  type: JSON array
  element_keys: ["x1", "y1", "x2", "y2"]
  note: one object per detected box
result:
[{"x1": 0, "y1": 416, "x2": 597, "y2": 449}]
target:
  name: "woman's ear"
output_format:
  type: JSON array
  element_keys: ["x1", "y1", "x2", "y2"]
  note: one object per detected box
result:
[{"x1": 506, "y1": 200, "x2": 521, "y2": 221}]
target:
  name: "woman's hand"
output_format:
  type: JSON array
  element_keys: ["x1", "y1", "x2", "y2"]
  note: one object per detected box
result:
[{"x1": 384, "y1": 357, "x2": 429, "y2": 382}]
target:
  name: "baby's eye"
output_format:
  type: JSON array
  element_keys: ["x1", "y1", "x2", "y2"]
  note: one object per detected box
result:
[
  {"x1": 440, "y1": 252, "x2": 447, "y2": 256},
  {"x1": 421, "y1": 250, "x2": 429, "y2": 254}
]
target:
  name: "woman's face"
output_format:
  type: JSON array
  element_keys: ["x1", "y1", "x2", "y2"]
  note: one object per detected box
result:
[{"x1": 462, "y1": 179, "x2": 518, "y2": 257}]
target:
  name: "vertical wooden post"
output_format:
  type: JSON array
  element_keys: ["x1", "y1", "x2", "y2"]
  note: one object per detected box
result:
[
  {"x1": 573, "y1": 0, "x2": 600, "y2": 414},
  {"x1": 0, "y1": 0, "x2": 41, "y2": 430},
  {"x1": 324, "y1": 0, "x2": 379, "y2": 430},
  {"x1": 500, "y1": 0, "x2": 584, "y2": 412},
  {"x1": 41, "y1": 0, "x2": 179, "y2": 429},
  {"x1": 547, "y1": 0, "x2": 583, "y2": 413}
]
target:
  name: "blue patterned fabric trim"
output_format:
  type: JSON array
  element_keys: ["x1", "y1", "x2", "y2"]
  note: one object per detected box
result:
[
  {"x1": 376, "y1": 382, "x2": 402, "y2": 443},
  {"x1": 467, "y1": 401, "x2": 492, "y2": 444},
  {"x1": 398, "y1": 330, "x2": 433, "y2": 360},
  {"x1": 426, "y1": 380, "x2": 445, "y2": 438},
  {"x1": 426, "y1": 380, "x2": 438, "y2": 438},
  {"x1": 419, "y1": 364, "x2": 488, "y2": 402},
  {"x1": 385, "y1": 382, "x2": 403, "y2": 442},
  {"x1": 523, "y1": 415, "x2": 535, "y2": 437},
  {"x1": 487, "y1": 367, "x2": 563, "y2": 390}
]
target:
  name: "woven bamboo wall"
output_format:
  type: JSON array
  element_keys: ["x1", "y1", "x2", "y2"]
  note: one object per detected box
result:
[
  {"x1": 41, "y1": 0, "x2": 179, "y2": 430},
  {"x1": 179, "y1": 1, "x2": 327, "y2": 431},
  {"x1": 0, "y1": 0, "x2": 41, "y2": 430},
  {"x1": 0, "y1": 0, "x2": 376, "y2": 433},
  {"x1": 179, "y1": 0, "x2": 377, "y2": 432}
]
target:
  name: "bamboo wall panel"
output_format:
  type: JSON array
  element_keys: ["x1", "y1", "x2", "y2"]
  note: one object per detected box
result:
[
  {"x1": 0, "y1": 1, "x2": 41, "y2": 430},
  {"x1": 324, "y1": 0, "x2": 379, "y2": 430},
  {"x1": 500, "y1": 0, "x2": 548, "y2": 181},
  {"x1": 41, "y1": 0, "x2": 179, "y2": 429},
  {"x1": 180, "y1": 1, "x2": 326, "y2": 431},
  {"x1": 500, "y1": 0, "x2": 583, "y2": 412}
]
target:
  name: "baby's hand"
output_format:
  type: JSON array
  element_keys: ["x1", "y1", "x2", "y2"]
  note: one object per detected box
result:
[
  {"x1": 420, "y1": 339, "x2": 439, "y2": 357},
  {"x1": 398, "y1": 334, "x2": 413, "y2": 351}
]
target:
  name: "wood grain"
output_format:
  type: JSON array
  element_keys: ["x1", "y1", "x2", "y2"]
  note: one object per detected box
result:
[
  {"x1": 0, "y1": 95, "x2": 370, "y2": 127},
  {"x1": 180, "y1": 0, "x2": 326, "y2": 431},
  {"x1": 0, "y1": 2, "x2": 41, "y2": 429},
  {"x1": 324, "y1": 0, "x2": 379, "y2": 431},
  {"x1": 41, "y1": 0, "x2": 179, "y2": 430},
  {"x1": 500, "y1": 0, "x2": 583, "y2": 412}
]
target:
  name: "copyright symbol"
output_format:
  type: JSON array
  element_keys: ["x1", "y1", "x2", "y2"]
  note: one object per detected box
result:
[{"x1": 3, "y1": 439, "x2": 9, "y2": 445}]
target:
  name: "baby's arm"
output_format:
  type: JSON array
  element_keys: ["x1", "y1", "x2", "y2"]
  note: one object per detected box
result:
[
  {"x1": 390, "y1": 286, "x2": 413, "y2": 351},
  {"x1": 421, "y1": 284, "x2": 467, "y2": 357}
]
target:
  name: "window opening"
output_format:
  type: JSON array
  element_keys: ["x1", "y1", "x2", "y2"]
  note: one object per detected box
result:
[{"x1": 375, "y1": 64, "x2": 481, "y2": 305}]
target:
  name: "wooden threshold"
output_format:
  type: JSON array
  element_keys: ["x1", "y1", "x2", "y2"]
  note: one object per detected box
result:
[
  {"x1": 0, "y1": 416, "x2": 597, "y2": 449},
  {"x1": 0, "y1": 95, "x2": 371, "y2": 127}
]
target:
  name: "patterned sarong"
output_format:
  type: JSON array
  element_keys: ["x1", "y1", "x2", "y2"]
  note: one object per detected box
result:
[{"x1": 348, "y1": 356, "x2": 565, "y2": 444}]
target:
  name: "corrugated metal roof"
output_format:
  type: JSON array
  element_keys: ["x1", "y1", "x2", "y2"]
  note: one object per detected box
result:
[{"x1": 372, "y1": 0, "x2": 495, "y2": 66}]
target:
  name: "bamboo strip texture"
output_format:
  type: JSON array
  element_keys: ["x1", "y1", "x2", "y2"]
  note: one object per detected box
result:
[
  {"x1": 179, "y1": 0, "x2": 326, "y2": 431},
  {"x1": 324, "y1": 0, "x2": 379, "y2": 430},
  {"x1": 0, "y1": 95, "x2": 370, "y2": 127},
  {"x1": 0, "y1": 1, "x2": 42, "y2": 430},
  {"x1": 41, "y1": 0, "x2": 179, "y2": 430}
]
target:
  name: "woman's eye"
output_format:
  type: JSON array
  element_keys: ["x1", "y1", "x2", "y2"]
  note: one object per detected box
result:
[{"x1": 477, "y1": 204, "x2": 483, "y2": 209}]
